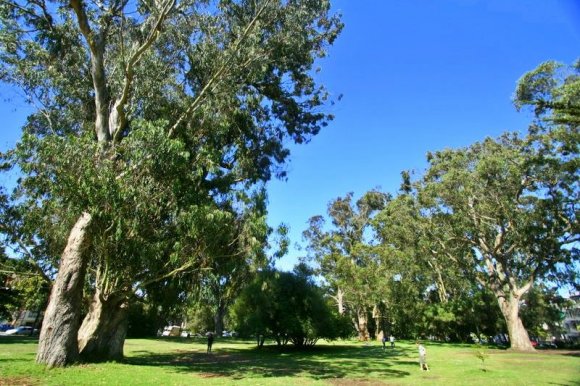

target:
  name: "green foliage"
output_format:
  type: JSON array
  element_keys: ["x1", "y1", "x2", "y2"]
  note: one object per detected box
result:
[
  {"x1": 303, "y1": 190, "x2": 390, "y2": 338},
  {"x1": 231, "y1": 268, "x2": 350, "y2": 346},
  {"x1": 0, "y1": 248, "x2": 49, "y2": 321},
  {"x1": 520, "y1": 285, "x2": 568, "y2": 339},
  {"x1": 300, "y1": 60, "x2": 578, "y2": 345},
  {"x1": 184, "y1": 300, "x2": 216, "y2": 334},
  {"x1": 126, "y1": 302, "x2": 164, "y2": 338},
  {"x1": 417, "y1": 127, "x2": 578, "y2": 346},
  {"x1": 0, "y1": 0, "x2": 344, "y2": 355},
  {"x1": 514, "y1": 60, "x2": 580, "y2": 126}
]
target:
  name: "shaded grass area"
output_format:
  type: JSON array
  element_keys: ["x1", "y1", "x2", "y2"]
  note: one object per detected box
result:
[
  {"x1": 125, "y1": 340, "x2": 412, "y2": 381},
  {"x1": 1, "y1": 336, "x2": 579, "y2": 385}
]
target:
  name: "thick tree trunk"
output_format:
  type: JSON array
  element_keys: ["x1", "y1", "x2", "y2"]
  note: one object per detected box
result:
[
  {"x1": 78, "y1": 290, "x2": 129, "y2": 361},
  {"x1": 214, "y1": 303, "x2": 225, "y2": 336},
  {"x1": 36, "y1": 212, "x2": 92, "y2": 367},
  {"x1": 372, "y1": 305, "x2": 382, "y2": 341},
  {"x1": 355, "y1": 308, "x2": 369, "y2": 341},
  {"x1": 498, "y1": 293, "x2": 535, "y2": 352}
]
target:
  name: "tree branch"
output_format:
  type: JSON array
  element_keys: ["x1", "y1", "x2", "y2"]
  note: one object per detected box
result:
[
  {"x1": 69, "y1": 0, "x2": 111, "y2": 143},
  {"x1": 168, "y1": 0, "x2": 273, "y2": 137},
  {"x1": 0, "y1": 224, "x2": 52, "y2": 284},
  {"x1": 111, "y1": 0, "x2": 176, "y2": 144}
]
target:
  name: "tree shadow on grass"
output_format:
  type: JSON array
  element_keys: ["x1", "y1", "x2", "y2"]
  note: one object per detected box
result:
[
  {"x1": 125, "y1": 344, "x2": 412, "y2": 382},
  {"x1": 0, "y1": 336, "x2": 38, "y2": 345}
]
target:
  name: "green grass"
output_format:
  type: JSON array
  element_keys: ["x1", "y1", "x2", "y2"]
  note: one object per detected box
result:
[{"x1": 1, "y1": 336, "x2": 579, "y2": 385}]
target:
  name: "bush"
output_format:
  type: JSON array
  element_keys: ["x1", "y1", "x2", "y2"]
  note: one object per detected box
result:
[{"x1": 232, "y1": 269, "x2": 351, "y2": 347}]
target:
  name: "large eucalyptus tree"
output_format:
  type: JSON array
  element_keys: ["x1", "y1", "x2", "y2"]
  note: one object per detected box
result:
[
  {"x1": 419, "y1": 129, "x2": 577, "y2": 351},
  {"x1": 0, "y1": 0, "x2": 342, "y2": 366}
]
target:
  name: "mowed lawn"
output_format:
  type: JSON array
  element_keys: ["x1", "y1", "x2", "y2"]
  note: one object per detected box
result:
[{"x1": 1, "y1": 336, "x2": 579, "y2": 385}]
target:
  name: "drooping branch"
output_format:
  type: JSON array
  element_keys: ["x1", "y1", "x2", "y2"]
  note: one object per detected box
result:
[
  {"x1": 136, "y1": 260, "x2": 197, "y2": 289},
  {"x1": 0, "y1": 223, "x2": 52, "y2": 284},
  {"x1": 168, "y1": 0, "x2": 273, "y2": 137}
]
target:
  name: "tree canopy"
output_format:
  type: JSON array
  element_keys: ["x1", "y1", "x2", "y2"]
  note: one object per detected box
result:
[
  {"x1": 0, "y1": 0, "x2": 343, "y2": 366},
  {"x1": 231, "y1": 266, "x2": 351, "y2": 347}
]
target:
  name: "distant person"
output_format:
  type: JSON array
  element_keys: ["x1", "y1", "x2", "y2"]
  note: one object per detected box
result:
[
  {"x1": 257, "y1": 333, "x2": 265, "y2": 348},
  {"x1": 381, "y1": 335, "x2": 387, "y2": 350},
  {"x1": 390, "y1": 335, "x2": 395, "y2": 348},
  {"x1": 416, "y1": 341, "x2": 429, "y2": 371},
  {"x1": 207, "y1": 332, "x2": 214, "y2": 353}
]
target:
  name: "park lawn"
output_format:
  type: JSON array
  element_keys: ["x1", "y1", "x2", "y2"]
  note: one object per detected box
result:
[{"x1": 1, "y1": 336, "x2": 579, "y2": 385}]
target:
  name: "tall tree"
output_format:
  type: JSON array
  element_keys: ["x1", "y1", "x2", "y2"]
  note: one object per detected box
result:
[
  {"x1": 419, "y1": 129, "x2": 578, "y2": 351},
  {"x1": 189, "y1": 191, "x2": 272, "y2": 335},
  {"x1": 303, "y1": 190, "x2": 389, "y2": 340},
  {"x1": 0, "y1": 0, "x2": 342, "y2": 367}
]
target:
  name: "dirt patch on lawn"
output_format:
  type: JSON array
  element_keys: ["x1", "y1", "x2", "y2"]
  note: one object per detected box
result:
[
  {"x1": 490, "y1": 349, "x2": 580, "y2": 357},
  {"x1": 171, "y1": 350, "x2": 253, "y2": 365},
  {"x1": 327, "y1": 379, "x2": 387, "y2": 386},
  {"x1": 539, "y1": 350, "x2": 580, "y2": 357},
  {"x1": 198, "y1": 372, "x2": 226, "y2": 378},
  {"x1": 0, "y1": 376, "x2": 39, "y2": 386}
]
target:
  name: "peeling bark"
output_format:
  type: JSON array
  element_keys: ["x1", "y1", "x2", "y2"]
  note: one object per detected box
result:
[
  {"x1": 78, "y1": 290, "x2": 129, "y2": 361},
  {"x1": 355, "y1": 308, "x2": 369, "y2": 341},
  {"x1": 337, "y1": 287, "x2": 345, "y2": 315},
  {"x1": 36, "y1": 212, "x2": 92, "y2": 367},
  {"x1": 498, "y1": 293, "x2": 535, "y2": 352}
]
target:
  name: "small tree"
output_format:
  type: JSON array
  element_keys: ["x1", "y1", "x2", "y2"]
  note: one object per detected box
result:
[{"x1": 473, "y1": 345, "x2": 490, "y2": 372}]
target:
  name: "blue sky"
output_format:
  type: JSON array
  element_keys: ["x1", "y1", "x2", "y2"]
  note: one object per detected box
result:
[
  {"x1": 266, "y1": 0, "x2": 580, "y2": 270},
  {"x1": 1, "y1": 0, "x2": 579, "y2": 270}
]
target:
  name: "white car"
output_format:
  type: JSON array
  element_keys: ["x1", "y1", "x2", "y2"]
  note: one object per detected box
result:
[{"x1": 5, "y1": 326, "x2": 33, "y2": 335}]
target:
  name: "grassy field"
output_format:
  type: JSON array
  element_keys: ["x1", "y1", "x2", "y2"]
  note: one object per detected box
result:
[{"x1": 1, "y1": 336, "x2": 579, "y2": 385}]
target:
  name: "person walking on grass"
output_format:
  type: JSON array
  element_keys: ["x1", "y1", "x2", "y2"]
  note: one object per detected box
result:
[
  {"x1": 390, "y1": 334, "x2": 395, "y2": 349},
  {"x1": 381, "y1": 335, "x2": 387, "y2": 350},
  {"x1": 207, "y1": 332, "x2": 214, "y2": 353},
  {"x1": 416, "y1": 341, "x2": 429, "y2": 371}
]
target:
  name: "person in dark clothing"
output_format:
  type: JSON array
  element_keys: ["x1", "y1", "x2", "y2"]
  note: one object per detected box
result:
[{"x1": 207, "y1": 332, "x2": 214, "y2": 353}]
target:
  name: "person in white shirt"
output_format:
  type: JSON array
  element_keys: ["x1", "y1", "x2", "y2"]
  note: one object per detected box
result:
[{"x1": 416, "y1": 341, "x2": 429, "y2": 371}]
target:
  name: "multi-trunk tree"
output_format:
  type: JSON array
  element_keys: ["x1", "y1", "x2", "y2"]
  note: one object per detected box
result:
[{"x1": 0, "y1": 0, "x2": 342, "y2": 367}]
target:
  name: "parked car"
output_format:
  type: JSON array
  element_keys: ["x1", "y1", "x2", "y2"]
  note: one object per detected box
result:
[
  {"x1": 5, "y1": 326, "x2": 34, "y2": 335},
  {"x1": 0, "y1": 324, "x2": 13, "y2": 332},
  {"x1": 180, "y1": 330, "x2": 191, "y2": 338},
  {"x1": 161, "y1": 325, "x2": 181, "y2": 337},
  {"x1": 538, "y1": 341, "x2": 557, "y2": 349}
]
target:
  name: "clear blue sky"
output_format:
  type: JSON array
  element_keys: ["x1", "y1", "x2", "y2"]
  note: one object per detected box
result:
[
  {"x1": 0, "y1": 0, "x2": 578, "y2": 270},
  {"x1": 267, "y1": 0, "x2": 580, "y2": 270}
]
